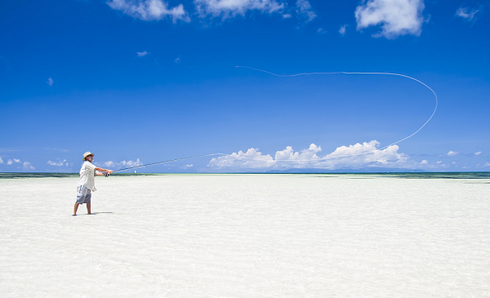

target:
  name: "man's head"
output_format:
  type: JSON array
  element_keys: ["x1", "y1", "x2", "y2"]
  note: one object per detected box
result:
[{"x1": 83, "y1": 151, "x2": 94, "y2": 162}]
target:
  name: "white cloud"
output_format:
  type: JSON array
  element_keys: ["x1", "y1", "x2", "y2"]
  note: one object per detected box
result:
[
  {"x1": 184, "y1": 164, "x2": 194, "y2": 168},
  {"x1": 7, "y1": 159, "x2": 13, "y2": 165},
  {"x1": 0, "y1": 157, "x2": 3, "y2": 164},
  {"x1": 296, "y1": 0, "x2": 316, "y2": 22},
  {"x1": 355, "y1": 0, "x2": 425, "y2": 39},
  {"x1": 209, "y1": 140, "x2": 409, "y2": 170},
  {"x1": 13, "y1": 158, "x2": 21, "y2": 163},
  {"x1": 485, "y1": 162, "x2": 490, "y2": 167},
  {"x1": 137, "y1": 51, "x2": 149, "y2": 57},
  {"x1": 339, "y1": 24, "x2": 348, "y2": 35},
  {"x1": 102, "y1": 158, "x2": 143, "y2": 169},
  {"x1": 475, "y1": 151, "x2": 482, "y2": 156},
  {"x1": 47, "y1": 78, "x2": 53, "y2": 86},
  {"x1": 23, "y1": 162, "x2": 35, "y2": 170},
  {"x1": 456, "y1": 7, "x2": 479, "y2": 21},
  {"x1": 121, "y1": 158, "x2": 143, "y2": 167},
  {"x1": 209, "y1": 148, "x2": 275, "y2": 169},
  {"x1": 104, "y1": 161, "x2": 115, "y2": 167},
  {"x1": 420, "y1": 160, "x2": 428, "y2": 165},
  {"x1": 447, "y1": 150, "x2": 460, "y2": 156},
  {"x1": 195, "y1": 0, "x2": 285, "y2": 19},
  {"x1": 107, "y1": 0, "x2": 190, "y2": 22},
  {"x1": 47, "y1": 159, "x2": 67, "y2": 166}
]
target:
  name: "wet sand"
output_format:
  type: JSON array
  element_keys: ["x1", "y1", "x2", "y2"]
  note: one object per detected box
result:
[{"x1": 1, "y1": 174, "x2": 489, "y2": 297}]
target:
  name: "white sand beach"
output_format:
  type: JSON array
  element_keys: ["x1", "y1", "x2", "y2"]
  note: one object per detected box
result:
[{"x1": 1, "y1": 174, "x2": 489, "y2": 297}]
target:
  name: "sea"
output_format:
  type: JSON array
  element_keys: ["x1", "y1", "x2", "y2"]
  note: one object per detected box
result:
[{"x1": 1, "y1": 172, "x2": 489, "y2": 179}]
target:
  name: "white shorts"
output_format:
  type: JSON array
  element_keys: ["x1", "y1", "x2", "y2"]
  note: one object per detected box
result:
[{"x1": 76, "y1": 185, "x2": 92, "y2": 204}]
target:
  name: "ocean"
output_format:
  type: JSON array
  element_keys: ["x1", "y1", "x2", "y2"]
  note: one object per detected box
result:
[{"x1": 1, "y1": 171, "x2": 490, "y2": 179}]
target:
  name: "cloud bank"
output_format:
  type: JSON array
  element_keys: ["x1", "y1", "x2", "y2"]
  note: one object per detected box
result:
[
  {"x1": 355, "y1": 0, "x2": 425, "y2": 38},
  {"x1": 209, "y1": 140, "x2": 409, "y2": 170}
]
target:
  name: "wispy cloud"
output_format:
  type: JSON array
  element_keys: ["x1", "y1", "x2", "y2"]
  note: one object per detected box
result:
[
  {"x1": 447, "y1": 150, "x2": 460, "y2": 156},
  {"x1": 47, "y1": 77, "x2": 53, "y2": 86},
  {"x1": 355, "y1": 0, "x2": 425, "y2": 39},
  {"x1": 137, "y1": 51, "x2": 149, "y2": 57},
  {"x1": 209, "y1": 140, "x2": 409, "y2": 170},
  {"x1": 0, "y1": 157, "x2": 3, "y2": 164},
  {"x1": 195, "y1": 0, "x2": 285, "y2": 19},
  {"x1": 107, "y1": 0, "x2": 190, "y2": 22},
  {"x1": 475, "y1": 151, "x2": 482, "y2": 156},
  {"x1": 339, "y1": 24, "x2": 348, "y2": 35},
  {"x1": 296, "y1": 0, "x2": 316, "y2": 23},
  {"x1": 47, "y1": 159, "x2": 68, "y2": 166},
  {"x1": 456, "y1": 6, "x2": 480, "y2": 22}
]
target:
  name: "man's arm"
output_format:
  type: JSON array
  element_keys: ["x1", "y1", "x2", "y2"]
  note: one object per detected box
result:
[{"x1": 95, "y1": 167, "x2": 114, "y2": 175}]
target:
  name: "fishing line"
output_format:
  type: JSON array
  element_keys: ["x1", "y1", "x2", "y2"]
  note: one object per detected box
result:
[
  {"x1": 113, "y1": 67, "x2": 438, "y2": 172},
  {"x1": 112, "y1": 153, "x2": 226, "y2": 173}
]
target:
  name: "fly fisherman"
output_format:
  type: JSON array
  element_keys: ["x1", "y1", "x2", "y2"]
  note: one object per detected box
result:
[{"x1": 73, "y1": 151, "x2": 114, "y2": 216}]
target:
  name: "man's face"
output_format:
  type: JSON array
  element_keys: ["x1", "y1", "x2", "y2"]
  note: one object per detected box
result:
[{"x1": 85, "y1": 155, "x2": 94, "y2": 162}]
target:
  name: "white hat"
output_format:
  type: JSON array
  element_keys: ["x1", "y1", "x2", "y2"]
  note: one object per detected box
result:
[{"x1": 83, "y1": 151, "x2": 95, "y2": 161}]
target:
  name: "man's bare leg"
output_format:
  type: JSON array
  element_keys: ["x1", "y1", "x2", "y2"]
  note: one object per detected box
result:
[
  {"x1": 73, "y1": 203, "x2": 80, "y2": 216},
  {"x1": 87, "y1": 203, "x2": 91, "y2": 214}
]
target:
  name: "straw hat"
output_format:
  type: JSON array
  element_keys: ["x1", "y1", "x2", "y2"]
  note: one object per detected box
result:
[{"x1": 83, "y1": 151, "x2": 95, "y2": 161}]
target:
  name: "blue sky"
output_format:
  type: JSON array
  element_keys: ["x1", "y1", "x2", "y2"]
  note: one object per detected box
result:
[{"x1": 1, "y1": 0, "x2": 489, "y2": 173}]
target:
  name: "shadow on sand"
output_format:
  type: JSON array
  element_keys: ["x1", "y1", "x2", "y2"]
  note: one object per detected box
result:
[{"x1": 73, "y1": 212, "x2": 114, "y2": 216}]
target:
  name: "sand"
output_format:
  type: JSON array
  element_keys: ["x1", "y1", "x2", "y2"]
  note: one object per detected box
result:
[{"x1": 1, "y1": 174, "x2": 489, "y2": 297}]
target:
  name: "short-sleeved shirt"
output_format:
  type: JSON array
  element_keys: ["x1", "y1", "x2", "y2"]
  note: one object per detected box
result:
[{"x1": 78, "y1": 161, "x2": 97, "y2": 192}]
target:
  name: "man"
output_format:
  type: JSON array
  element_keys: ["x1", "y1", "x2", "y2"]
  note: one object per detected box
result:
[{"x1": 73, "y1": 151, "x2": 114, "y2": 216}]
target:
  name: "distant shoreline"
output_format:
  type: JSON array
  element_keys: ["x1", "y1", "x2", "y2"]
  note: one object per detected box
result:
[{"x1": 1, "y1": 172, "x2": 490, "y2": 179}]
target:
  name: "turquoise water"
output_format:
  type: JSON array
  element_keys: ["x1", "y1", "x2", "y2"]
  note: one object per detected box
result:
[{"x1": 1, "y1": 172, "x2": 489, "y2": 179}]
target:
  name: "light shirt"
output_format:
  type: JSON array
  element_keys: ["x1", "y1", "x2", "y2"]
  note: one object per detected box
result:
[{"x1": 78, "y1": 161, "x2": 97, "y2": 192}]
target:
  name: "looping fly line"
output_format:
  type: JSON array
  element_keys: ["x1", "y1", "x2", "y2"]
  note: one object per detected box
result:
[{"x1": 235, "y1": 66, "x2": 438, "y2": 152}]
